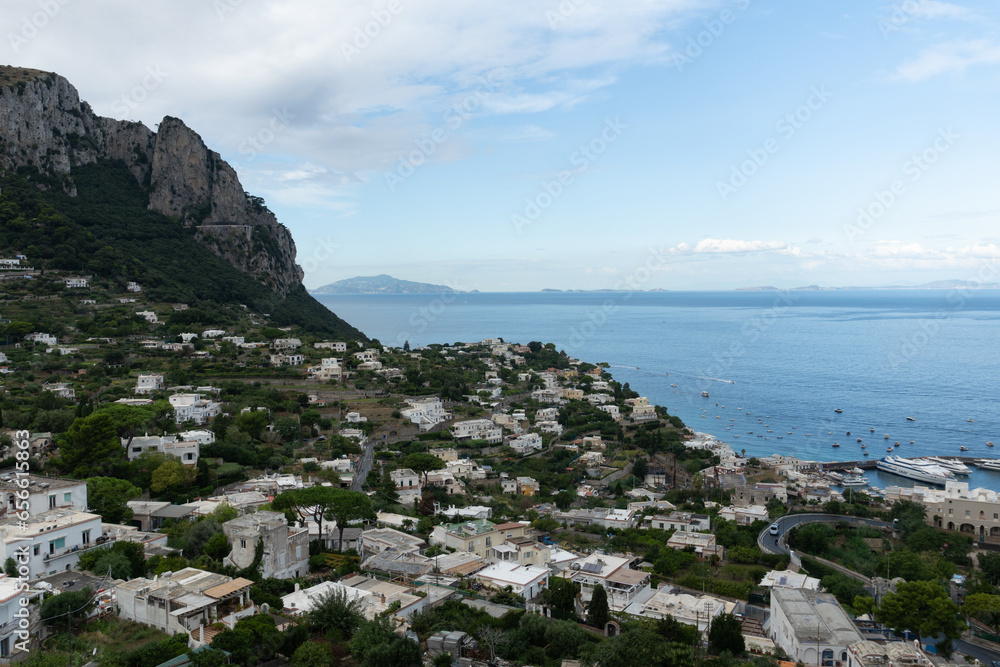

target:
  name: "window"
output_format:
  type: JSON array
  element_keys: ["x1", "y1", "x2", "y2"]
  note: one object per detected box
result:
[
  {"x1": 485, "y1": 537, "x2": 491, "y2": 547},
  {"x1": 468, "y1": 541, "x2": 473, "y2": 552},
  {"x1": 50, "y1": 537, "x2": 66, "y2": 553},
  {"x1": 33, "y1": 545, "x2": 40, "y2": 556},
  {"x1": 240, "y1": 539, "x2": 247, "y2": 549},
  {"x1": 82, "y1": 530, "x2": 91, "y2": 544},
  {"x1": 64, "y1": 492, "x2": 72, "y2": 504},
  {"x1": 49, "y1": 495, "x2": 56, "y2": 509},
  {"x1": 966, "y1": 510, "x2": 971, "y2": 517}
]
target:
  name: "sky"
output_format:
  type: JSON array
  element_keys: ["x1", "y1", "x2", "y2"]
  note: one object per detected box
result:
[{"x1": 7, "y1": 0, "x2": 1000, "y2": 291}]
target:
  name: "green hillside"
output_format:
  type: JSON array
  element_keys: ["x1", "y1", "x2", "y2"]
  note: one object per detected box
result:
[{"x1": 0, "y1": 161, "x2": 364, "y2": 339}]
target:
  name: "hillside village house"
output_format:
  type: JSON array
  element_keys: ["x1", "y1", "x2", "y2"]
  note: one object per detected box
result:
[
  {"x1": 354, "y1": 349, "x2": 379, "y2": 362},
  {"x1": 126, "y1": 281, "x2": 142, "y2": 292},
  {"x1": 126, "y1": 435, "x2": 200, "y2": 464},
  {"x1": 770, "y1": 588, "x2": 863, "y2": 666},
  {"x1": 115, "y1": 568, "x2": 255, "y2": 646},
  {"x1": 42, "y1": 382, "x2": 75, "y2": 400},
  {"x1": 390, "y1": 468, "x2": 421, "y2": 503},
  {"x1": 429, "y1": 447, "x2": 459, "y2": 462},
  {"x1": 450, "y1": 419, "x2": 503, "y2": 444},
  {"x1": 0, "y1": 471, "x2": 88, "y2": 516},
  {"x1": 429, "y1": 520, "x2": 530, "y2": 560},
  {"x1": 401, "y1": 398, "x2": 452, "y2": 431},
  {"x1": 446, "y1": 459, "x2": 486, "y2": 480},
  {"x1": 734, "y1": 482, "x2": 788, "y2": 507},
  {"x1": 272, "y1": 338, "x2": 302, "y2": 349},
  {"x1": 26, "y1": 333, "x2": 57, "y2": 346},
  {"x1": 636, "y1": 589, "x2": 736, "y2": 631},
  {"x1": 508, "y1": 433, "x2": 543, "y2": 455},
  {"x1": 0, "y1": 508, "x2": 103, "y2": 577},
  {"x1": 169, "y1": 394, "x2": 221, "y2": 425},
  {"x1": 0, "y1": 575, "x2": 23, "y2": 659},
  {"x1": 64, "y1": 277, "x2": 88, "y2": 288},
  {"x1": 314, "y1": 341, "x2": 347, "y2": 351},
  {"x1": 569, "y1": 553, "x2": 650, "y2": 611},
  {"x1": 135, "y1": 310, "x2": 157, "y2": 324},
  {"x1": 222, "y1": 511, "x2": 309, "y2": 579},
  {"x1": 270, "y1": 353, "x2": 305, "y2": 367},
  {"x1": 645, "y1": 511, "x2": 711, "y2": 532},
  {"x1": 666, "y1": 531, "x2": 723, "y2": 559},
  {"x1": 476, "y1": 561, "x2": 549, "y2": 600},
  {"x1": 630, "y1": 396, "x2": 657, "y2": 420},
  {"x1": 310, "y1": 358, "x2": 342, "y2": 381},
  {"x1": 717, "y1": 505, "x2": 769, "y2": 525},
  {"x1": 135, "y1": 373, "x2": 164, "y2": 394}
]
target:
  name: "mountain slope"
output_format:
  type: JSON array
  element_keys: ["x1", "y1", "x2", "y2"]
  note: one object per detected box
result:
[
  {"x1": 311, "y1": 274, "x2": 460, "y2": 294},
  {"x1": 0, "y1": 65, "x2": 362, "y2": 338}
]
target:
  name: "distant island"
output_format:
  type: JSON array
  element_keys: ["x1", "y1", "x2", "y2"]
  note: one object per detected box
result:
[
  {"x1": 736, "y1": 280, "x2": 1000, "y2": 291},
  {"x1": 310, "y1": 274, "x2": 462, "y2": 294}
]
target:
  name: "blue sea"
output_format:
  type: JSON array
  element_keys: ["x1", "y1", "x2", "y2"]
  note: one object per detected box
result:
[{"x1": 316, "y1": 290, "x2": 1000, "y2": 492}]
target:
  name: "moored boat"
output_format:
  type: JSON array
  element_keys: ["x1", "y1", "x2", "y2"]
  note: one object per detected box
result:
[
  {"x1": 876, "y1": 456, "x2": 955, "y2": 485},
  {"x1": 924, "y1": 457, "x2": 971, "y2": 475}
]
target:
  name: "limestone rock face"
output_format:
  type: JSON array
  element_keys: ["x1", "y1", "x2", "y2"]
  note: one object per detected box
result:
[{"x1": 0, "y1": 66, "x2": 303, "y2": 296}]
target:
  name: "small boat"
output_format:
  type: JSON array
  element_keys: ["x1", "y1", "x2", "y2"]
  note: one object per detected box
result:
[
  {"x1": 887, "y1": 447, "x2": 894, "y2": 452},
  {"x1": 834, "y1": 409, "x2": 843, "y2": 414},
  {"x1": 870, "y1": 427, "x2": 875, "y2": 433},
  {"x1": 906, "y1": 417, "x2": 915, "y2": 422},
  {"x1": 861, "y1": 443, "x2": 867, "y2": 449},
  {"x1": 847, "y1": 431, "x2": 851, "y2": 435},
  {"x1": 968, "y1": 419, "x2": 975, "y2": 423},
  {"x1": 960, "y1": 446, "x2": 968, "y2": 451},
  {"x1": 884, "y1": 434, "x2": 889, "y2": 439},
  {"x1": 701, "y1": 391, "x2": 710, "y2": 398},
  {"x1": 863, "y1": 451, "x2": 869, "y2": 456},
  {"x1": 670, "y1": 384, "x2": 676, "y2": 387},
  {"x1": 988, "y1": 442, "x2": 995, "y2": 447},
  {"x1": 909, "y1": 440, "x2": 914, "y2": 444},
  {"x1": 894, "y1": 442, "x2": 900, "y2": 448},
  {"x1": 777, "y1": 436, "x2": 783, "y2": 439},
  {"x1": 857, "y1": 438, "x2": 863, "y2": 443},
  {"x1": 832, "y1": 443, "x2": 840, "y2": 448}
]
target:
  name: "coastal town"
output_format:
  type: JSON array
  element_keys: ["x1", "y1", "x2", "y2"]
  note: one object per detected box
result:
[{"x1": 1, "y1": 264, "x2": 1000, "y2": 667}]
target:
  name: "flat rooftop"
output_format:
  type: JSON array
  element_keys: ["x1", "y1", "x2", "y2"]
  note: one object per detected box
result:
[
  {"x1": 0, "y1": 470, "x2": 83, "y2": 492},
  {"x1": 772, "y1": 588, "x2": 863, "y2": 645}
]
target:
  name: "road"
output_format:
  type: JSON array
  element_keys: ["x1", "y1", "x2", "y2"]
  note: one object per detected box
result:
[
  {"x1": 351, "y1": 436, "x2": 375, "y2": 492},
  {"x1": 757, "y1": 513, "x2": 894, "y2": 555},
  {"x1": 757, "y1": 514, "x2": 1000, "y2": 663}
]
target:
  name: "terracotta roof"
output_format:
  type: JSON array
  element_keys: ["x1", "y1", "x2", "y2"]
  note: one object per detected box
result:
[
  {"x1": 203, "y1": 577, "x2": 254, "y2": 599},
  {"x1": 493, "y1": 522, "x2": 524, "y2": 531}
]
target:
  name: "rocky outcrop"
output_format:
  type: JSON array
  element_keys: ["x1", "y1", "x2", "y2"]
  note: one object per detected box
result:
[{"x1": 0, "y1": 66, "x2": 303, "y2": 296}]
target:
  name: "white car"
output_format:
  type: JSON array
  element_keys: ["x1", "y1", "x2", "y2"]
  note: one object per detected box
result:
[{"x1": 769, "y1": 523, "x2": 780, "y2": 536}]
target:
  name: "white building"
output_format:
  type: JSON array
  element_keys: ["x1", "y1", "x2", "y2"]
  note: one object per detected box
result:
[
  {"x1": 314, "y1": 341, "x2": 347, "y2": 352},
  {"x1": 630, "y1": 397, "x2": 657, "y2": 420},
  {"x1": 0, "y1": 471, "x2": 88, "y2": 516},
  {"x1": 717, "y1": 505, "x2": 770, "y2": 526},
  {"x1": 508, "y1": 433, "x2": 543, "y2": 455},
  {"x1": 760, "y1": 569, "x2": 821, "y2": 591},
  {"x1": 476, "y1": 561, "x2": 549, "y2": 600},
  {"x1": 126, "y1": 435, "x2": 200, "y2": 464},
  {"x1": 136, "y1": 311, "x2": 159, "y2": 324},
  {"x1": 451, "y1": 419, "x2": 503, "y2": 444},
  {"x1": 25, "y1": 333, "x2": 57, "y2": 346},
  {"x1": 135, "y1": 373, "x2": 164, "y2": 395},
  {"x1": 0, "y1": 509, "x2": 103, "y2": 578},
  {"x1": 312, "y1": 357, "x2": 342, "y2": 381},
  {"x1": 222, "y1": 511, "x2": 309, "y2": 579},
  {"x1": 115, "y1": 568, "x2": 255, "y2": 645},
  {"x1": 400, "y1": 398, "x2": 452, "y2": 431},
  {"x1": 598, "y1": 404, "x2": 621, "y2": 421},
  {"x1": 270, "y1": 353, "x2": 305, "y2": 367},
  {"x1": 272, "y1": 338, "x2": 302, "y2": 350},
  {"x1": 0, "y1": 575, "x2": 24, "y2": 659},
  {"x1": 126, "y1": 281, "x2": 142, "y2": 292},
  {"x1": 43, "y1": 382, "x2": 75, "y2": 400},
  {"x1": 64, "y1": 278, "x2": 88, "y2": 288},
  {"x1": 645, "y1": 511, "x2": 711, "y2": 532},
  {"x1": 169, "y1": 394, "x2": 221, "y2": 425},
  {"x1": 636, "y1": 588, "x2": 737, "y2": 632},
  {"x1": 569, "y1": 553, "x2": 649, "y2": 611},
  {"x1": 770, "y1": 588, "x2": 863, "y2": 666}
]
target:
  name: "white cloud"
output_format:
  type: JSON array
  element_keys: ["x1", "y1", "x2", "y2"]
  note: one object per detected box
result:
[
  {"x1": 669, "y1": 238, "x2": 797, "y2": 255},
  {"x1": 910, "y1": 1, "x2": 977, "y2": 20},
  {"x1": 891, "y1": 39, "x2": 1000, "y2": 82}
]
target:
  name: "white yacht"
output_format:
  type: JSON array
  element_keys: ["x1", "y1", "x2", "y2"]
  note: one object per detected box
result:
[
  {"x1": 923, "y1": 457, "x2": 971, "y2": 475},
  {"x1": 974, "y1": 459, "x2": 1000, "y2": 472},
  {"x1": 842, "y1": 473, "x2": 869, "y2": 487},
  {"x1": 876, "y1": 456, "x2": 956, "y2": 485}
]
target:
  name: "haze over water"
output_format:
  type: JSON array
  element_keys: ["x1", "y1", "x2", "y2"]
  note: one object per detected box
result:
[{"x1": 318, "y1": 289, "x2": 1000, "y2": 491}]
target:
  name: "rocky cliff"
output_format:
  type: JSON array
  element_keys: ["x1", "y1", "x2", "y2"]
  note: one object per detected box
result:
[{"x1": 0, "y1": 66, "x2": 303, "y2": 296}]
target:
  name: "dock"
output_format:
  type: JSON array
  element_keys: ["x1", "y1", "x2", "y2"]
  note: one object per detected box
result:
[{"x1": 820, "y1": 455, "x2": 990, "y2": 472}]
